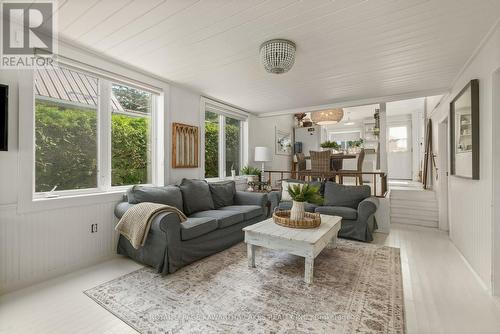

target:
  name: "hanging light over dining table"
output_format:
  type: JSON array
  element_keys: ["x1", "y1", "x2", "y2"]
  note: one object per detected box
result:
[{"x1": 311, "y1": 108, "x2": 344, "y2": 125}]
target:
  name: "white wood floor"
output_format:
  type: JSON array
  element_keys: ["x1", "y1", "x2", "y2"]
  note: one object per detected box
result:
[{"x1": 1, "y1": 224, "x2": 500, "y2": 334}]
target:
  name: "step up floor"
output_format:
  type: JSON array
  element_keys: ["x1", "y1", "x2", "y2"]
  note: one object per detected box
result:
[{"x1": 389, "y1": 188, "x2": 438, "y2": 228}]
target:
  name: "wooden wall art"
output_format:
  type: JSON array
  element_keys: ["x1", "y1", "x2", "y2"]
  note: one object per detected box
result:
[{"x1": 172, "y1": 122, "x2": 199, "y2": 168}]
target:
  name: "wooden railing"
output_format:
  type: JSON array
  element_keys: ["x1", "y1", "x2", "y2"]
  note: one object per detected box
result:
[{"x1": 262, "y1": 170, "x2": 388, "y2": 198}]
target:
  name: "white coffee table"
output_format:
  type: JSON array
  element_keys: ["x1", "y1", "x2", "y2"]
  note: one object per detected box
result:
[{"x1": 243, "y1": 214, "x2": 342, "y2": 284}]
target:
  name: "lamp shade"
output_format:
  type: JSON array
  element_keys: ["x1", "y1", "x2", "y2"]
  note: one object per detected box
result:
[
  {"x1": 311, "y1": 108, "x2": 344, "y2": 125},
  {"x1": 254, "y1": 146, "x2": 272, "y2": 162}
]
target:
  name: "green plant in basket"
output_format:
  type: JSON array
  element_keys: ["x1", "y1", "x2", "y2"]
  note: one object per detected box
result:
[
  {"x1": 287, "y1": 184, "x2": 323, "y2": 221},
  {"x1": 287, "y1": 184, "x2": 323, "y2": 204}
]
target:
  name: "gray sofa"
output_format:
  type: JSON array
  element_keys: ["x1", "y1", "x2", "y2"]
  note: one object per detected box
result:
[
  {"x1": 114, "y1": 179, "x2": 268, "y2": 274},
  {"x1": 269, "y1": 181, "x2": 379, "y2": 242}
]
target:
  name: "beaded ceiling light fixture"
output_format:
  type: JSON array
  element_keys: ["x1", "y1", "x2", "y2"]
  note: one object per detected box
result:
[{"x1": 260, "y1": 39, "x2": 296, "y2": 74}]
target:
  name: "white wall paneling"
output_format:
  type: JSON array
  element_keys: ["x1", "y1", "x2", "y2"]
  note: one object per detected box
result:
[
  {"x1": 0, "y1": 199, "x2": 121, "y2": 294},
  {"x1": 430, "y1": 20, "x2": 500, "y2": 292},
  {"x1": 0, "y1": 42, "x2": 202, "y2": 294}
]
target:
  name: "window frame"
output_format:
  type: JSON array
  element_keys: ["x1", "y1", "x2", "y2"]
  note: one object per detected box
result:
[
  {"x1": 18, "y1": 54, "x2": 169, "y2": 213},
  {"x1": 32, "y1": 67, "x2": 159, "y2": 199},
  {"x1": 200, "y1": 97, "x2": 247, "y2": 181}
]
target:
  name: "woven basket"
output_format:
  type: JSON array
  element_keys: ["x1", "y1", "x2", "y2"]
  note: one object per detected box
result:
[{"x1": 272, "y1": 210, "x2": 321, "y2": 229}]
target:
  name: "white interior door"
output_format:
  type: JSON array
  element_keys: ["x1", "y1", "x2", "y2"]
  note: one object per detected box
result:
[
  {"x1": 438, "y1": 119, "x2": 449, "y2": 231},
  {"x1": 387, "y1": 121, "x2": 412, "y2": 179}
]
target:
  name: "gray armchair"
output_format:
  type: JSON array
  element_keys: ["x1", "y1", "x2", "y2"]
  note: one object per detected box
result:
[{"x1": 269, "y1": 181, "x2": 379, "y2": 242}]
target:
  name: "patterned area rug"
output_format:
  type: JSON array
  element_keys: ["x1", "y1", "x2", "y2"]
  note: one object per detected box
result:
[{"x1": 85, "y1": 240, "x2": 405, "y2": 333}]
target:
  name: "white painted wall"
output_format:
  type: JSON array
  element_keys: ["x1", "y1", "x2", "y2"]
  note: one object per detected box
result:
[
  {"x1": 430, "y1": 22, "x2": 500, "y2": 291},
  {"x1": 248, "y1": 114, "x2": 294, "y2": 173},
  {"x1": 167, "y1": 86, "x2": 203, "y2": 184},
  {"x1": 0, "y1": 53, "x2": 205, "y2": 294}
]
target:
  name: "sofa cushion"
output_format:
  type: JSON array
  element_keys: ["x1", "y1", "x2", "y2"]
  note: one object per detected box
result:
[
  {"x1": 315, "y1": 206, "x2": 358, "y2": 220},
  {"x1": 209, "y1": 181, "x2": 236, "y2": 209},
  {"x1": 189, "y1": 210, "x2": 244, "y2": 229},
  {"x1": 127, "y1": 185, "x2": 183, "y2": 211},
  {"x1": 179, "y1": 179, "x2": 215, "y2": 215},
  {"x1": 278, "y1": 201, "x2": 318, "y2": 213},
  {"x1": 219, "y1": 205, "x2": 262, "y2": 220},
  {"x1": 323, "y1": 181, "x2": 370, "y2": 209},
  {"x1": 180, "y1": 217, "x2": 218, "y2": 241}
]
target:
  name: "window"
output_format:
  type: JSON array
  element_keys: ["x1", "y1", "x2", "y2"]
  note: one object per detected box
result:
[
  {"x1": 34, "y1": 65, "x2": 158, "y2": 195},
  {"x1": 111, "y1": 83, "x2": 152, "y2": 186},
  {"x1": 328, "y1": 131, "x2": 361, "y2": 151},
  {"x1": 388, "y1": 126, "x2": 408, "y2": 153},
  {"x1": 203, "y1": 99, "x2": 246, "y2": 179},
  {"x1": 225, "y1": 117, "x2": 241, "y2": 177},
  {"x1": 35, "y1": 68, "x2": 99, "y2": 192},
  {"x1": 204, "y1": 111, "x2": 220, "y2": 178}
]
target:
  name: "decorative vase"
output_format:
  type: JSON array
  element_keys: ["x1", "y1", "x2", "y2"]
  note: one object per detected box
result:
[
  {"x1": 290, "y1": 200, "x2": 305, "y2": 221},
  {"x1": 231, "y1": 170, "x2": 236, "y2": 180}
]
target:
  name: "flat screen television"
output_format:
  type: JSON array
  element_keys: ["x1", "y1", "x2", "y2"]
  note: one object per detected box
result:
[{"x1": 0, "y1": 84, "x2": 7, "y2": 151}]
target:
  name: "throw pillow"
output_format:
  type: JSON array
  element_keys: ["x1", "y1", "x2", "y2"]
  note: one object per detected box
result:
[
  {"x1": 127, "y1": 185, "x2": 183, "y2": 211},
  {"x1": 209, "y1": 181, "x2": 236, "y2": 208},
  {"x1": 179, "y1": 179, "x2": 215, "y2": 215},
  {"x1": 281, "y1": 180, "x2": 303, "y2": 201}
]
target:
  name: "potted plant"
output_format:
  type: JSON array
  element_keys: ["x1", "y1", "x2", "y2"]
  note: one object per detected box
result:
[
  {"x1": 348, "y1": 139, "x2": 364, "y2": 153},
  {"x1": 241, "y1": 165, "x2": 261, "y2": 183},
  {"x1": 287, "y1": 184, "x2": 323, "y2": 221},
  {"x1": 230, "y1": 164, "x2": 236, "y2": 180},
  {"x1": 320, "y1": 140, "x2": 340, "y2": 153}
]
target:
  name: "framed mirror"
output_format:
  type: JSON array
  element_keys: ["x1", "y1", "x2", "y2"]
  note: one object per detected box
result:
[{"x1": 450, "y1": 79, "x2": 479, "y2": 179}]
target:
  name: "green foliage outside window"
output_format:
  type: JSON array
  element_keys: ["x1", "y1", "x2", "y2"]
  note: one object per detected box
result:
[
  {"x1": 111, "y1": 115, "x2": 150, "y2": 186},
  {"x1": 35, "y1": 101, "x2": 150, "y2": 192},
  {"x1": 204, "y1": 114, "x2": 241, "y2": 178}
]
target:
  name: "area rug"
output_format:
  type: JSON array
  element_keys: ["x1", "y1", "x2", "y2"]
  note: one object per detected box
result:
[{"x1": 84, "y1": 240, "x2": 405, "y2": 333}]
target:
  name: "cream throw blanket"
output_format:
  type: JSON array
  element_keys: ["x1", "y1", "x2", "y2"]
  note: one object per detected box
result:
[{"x1": 115, "y1": 202, "x2": 187, "y2": 249}]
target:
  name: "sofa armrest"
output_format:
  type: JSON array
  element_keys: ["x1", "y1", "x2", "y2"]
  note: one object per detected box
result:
[
  {"x1": 267, "y1": 191, "x2": 282, "y2": 212},
  {"x1": 115, "y1": 202, "x2": 182, "y2": 243},
  {"x1": 114, "y1": 201, "x2": 134, "y2": 219},
  {"x1": 357, "y1": 197, "x2": 379, "y2": 220},
  {"x1": 150, "y1": 212, "x2": 182, "y2": 237},
  {"x1": 234, "y1": 191, "x2": 268, "y2": 208}
]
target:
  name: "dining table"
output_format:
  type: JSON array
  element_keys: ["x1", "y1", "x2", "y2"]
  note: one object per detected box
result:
[{"x1": 293, "y1": 153, "x2": 357, "y2": 171}]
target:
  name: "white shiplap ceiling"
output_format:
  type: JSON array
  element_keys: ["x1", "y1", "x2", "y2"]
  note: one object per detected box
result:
[{"x1": 55, "y1": 0, "x2": 500, "y2": 114}]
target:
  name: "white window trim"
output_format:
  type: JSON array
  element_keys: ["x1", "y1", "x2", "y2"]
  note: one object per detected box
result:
[
  {"x1": 200, "y1": 97, "x2": 248, "y2": 180},
  {"x1": 18, "y1": 48, "x2": 170, "y2": 213}
]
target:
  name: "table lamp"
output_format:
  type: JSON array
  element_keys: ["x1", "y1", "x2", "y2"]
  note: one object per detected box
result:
[{"x1": 254, "y1": 146, "x2": 272, "y2": 174}]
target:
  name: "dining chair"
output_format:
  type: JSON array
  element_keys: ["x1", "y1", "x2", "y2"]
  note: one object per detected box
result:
[
  {"x1": 295, "y1": 152, "x2": 307, "y2": 180},
  {"x1": 339, "y1": 148, "x2": 365, "y2": 185},
  {"x1": 310, "y1": 150, "x2": 332, "y2": 180}
]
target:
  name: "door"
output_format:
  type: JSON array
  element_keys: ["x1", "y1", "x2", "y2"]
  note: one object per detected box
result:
[
  {"x1": 387, "y1": 121, "x2": 412, "y2": 179},
  {"x1": 438, "y1": 119, "x2": 449, "y2": 231}
]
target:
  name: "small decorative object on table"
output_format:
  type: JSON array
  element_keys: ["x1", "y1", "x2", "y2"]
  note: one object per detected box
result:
[
  {"x1": 272, "y1": 183, "x2": 323, "y2": 228},
  {"x1": 273, "y1": 210, "x2": 321, "y2": 229},
  {"x1": 247, "y1": 180, "x2": 271, "y2": 192}
]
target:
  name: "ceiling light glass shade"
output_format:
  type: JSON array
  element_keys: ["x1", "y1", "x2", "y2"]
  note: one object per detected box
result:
[
  {"x1": 311, "y1": 109, "x2": 344, "y2": 125},
  {"x1": 260, "y1": 39, "x2": 296, "y2": 74}
]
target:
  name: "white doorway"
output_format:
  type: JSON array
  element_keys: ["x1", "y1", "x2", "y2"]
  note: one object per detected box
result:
[
  {"x1": 437, "y1": 118, "x2": 449, "y2": 231},
  {"x1": 387, "y1": 120, "x2": 412, "y2": 179}
]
